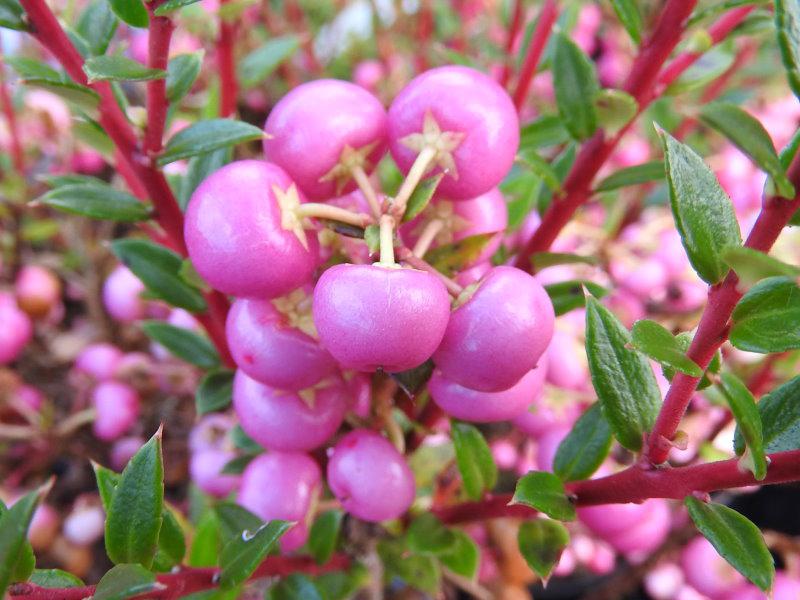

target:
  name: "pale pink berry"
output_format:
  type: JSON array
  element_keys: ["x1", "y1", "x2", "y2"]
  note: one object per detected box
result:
[
  {"x1": 681, "y1": 536, "x2": 745, "y2": 599},
  {"x1": 327, "y1": 429, "x2": 415, "y2": 522},
  {"x1": 109, "y1": 436, "x2": 145, "y2": 471},
  {"x1": 190, "y1": 449, "x2": 240, "y2": 498},
  {"x1": 0, "y1": 292, "x2": 32, "y2": 364},
  {"x1": 353, "y1": 60, "x2": 386, "y2": 92},
  {"x1": 75, "y1": 343, "x2": 123, "y2": 382},
  {"x1": 544, "y1": 329, "x2": 589, "y2": 391},
  {"x1": 28, "y1": 503, "x2": 59, "y2": 551},
  {"x1": 645, "y1": 563, "x2": 685, "y2": 600},
  {"x1": 91, "y1": 381, "x2": 140, "y2": 441},
  {"x1": 102, "y1": 265, "x2": 146, "y2": 323},
  {"x1": 63, "y1": 501, "x2": 105, "y2": 546},
  {"x1": 14, "y1": 265, "x2": 61, "y2": 319},
  {"x1": 535, "y1": 425, "x2": 571, "y2": 472}
]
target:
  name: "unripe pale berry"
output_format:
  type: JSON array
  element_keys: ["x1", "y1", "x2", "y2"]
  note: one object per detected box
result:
[
  {"x1": 263, "y1": 80, "x2": 388, "y2": 200},
  {"x1": 428, "y1": 363, "x2": 546, "y2": 423},
  {"x1": 75, "y1": 343, "x2": 123, "y2": 382},
  {"x1": 232, "y1": 370, "x2": 346, "y2": 451},
  {"x1": 14, "y1": 264, "x2": 61, "y2": 319},
  {"x1": 102, "y1": 265, "x2": 146, "y2": 323},
  {"x1": 190, "y1": 449, "x2": 240, "y2": 498},
  {"x1": 388, "y1": 66, "x2": 519, "y2": 199},
  {"x1": 226, "y1": 296, "x2": 337, "y2": 391},
  {"x1": 681, "y1": 536, "x2": 745, "y2": 599},
  {"x1": 313, "y1": 264, "x2": 450, "y2": 372},
  {"x1": 184, "y1": 160, "x2": 320, "y2": 299},
  {"x1": 91, "y1": 381, "x2": 140, "y2": 441},
  {"x1": 0, "y1": 292, "x2": 32, "y2": 365},
  {"x1": 238, "y1": 452, "x2": 321, "y2": 553},
  {"x1": 433, "y1": 266, "x2": 554, "y2": 392},
  {"x1": 63, "y1": 503, "x2": 105, "y2": 546},
  {"x1": 327, "y1": 429, "x2": 415, "y2": 522}
]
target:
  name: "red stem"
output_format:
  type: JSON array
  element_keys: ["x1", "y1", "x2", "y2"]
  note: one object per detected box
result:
[
  {"x1": 499, "y1": 0, "x2": 525, "y2": 88},
  {"x1": 433, "y1": 449, "x2": 800, "y2": 524},
  {"x1": 0, "y1": 48, "x2": 25, "y2": 175},
  {"x1": 511, "y1": 0, "x2": 558, "y2": 112},
  {"x1": 144, "y1": 6, "x2": 175, "y2": 156},
  {"x1": 218, "y1": 0, "x2": 238, "y2": 117},
  {"x1": 7, "y1": 555, "x2": 350, "y2": 600}
]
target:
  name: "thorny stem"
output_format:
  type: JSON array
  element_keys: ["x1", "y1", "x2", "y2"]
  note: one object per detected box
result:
[
  {"x1": 412, "y1": 218, "x2": 445, "y2": 258},
  {"x1": 511, "y1": 0, "x2": 558, "y2": 111},
  {"x1": 350, "y1": 164, "x2": 383, "y2": 219},
  {"x1": 378, "y1": 214, "x2": 396, "y2": 265},
  {"x1": 391, "y1": 145, "x2": 437, "y2": 219}
]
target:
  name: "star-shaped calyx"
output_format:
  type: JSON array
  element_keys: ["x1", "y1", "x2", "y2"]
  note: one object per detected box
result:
[
  {"x1": 413, "y1": 200, "x2": 471, "y2": 245},
  {"x1": 272, "y1": 288, "x2": 317, "y2": 338},
  {"x1": 273, "y1": 183, "x2": 310, "y2": 250},
  {"x1": 400, "y1": 111, "x2": 465, "y2": 180},
  {"x1": 319, "y1": 142, "x2": 379, "y2": 194}
]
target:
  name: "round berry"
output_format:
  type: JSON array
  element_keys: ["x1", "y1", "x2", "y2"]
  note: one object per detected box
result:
[
  {"x1": 388, "y1": 66, "x2": 519, "y2": 200},
  {"x1": 75, "y1": 343, "x2": 123, "y2": 382},
  {"x1": 232, "y1": 371, "x2": 346, "y2": 452},
  {"x1": 91, "y1": 381, "x2": 139, "y2": 441},
  {"x1": 14, "y1": 264, "x2": 61, "y2": 319},
  {"x1": 313, "y1": 263, "x2": 450, "y2": 372},
  {"x1": 0, "y1": 292, "x2": 32, "y2": 365},
  {"x1": 190, "y1": 449, "x2": 240, "y2": 498},
  {"x1": 238, "y1": 452, "x2": 321, "y2": 552},
  {"x1": 681, "y1": 536, "x2": 745, "y2": 599},
  {"x1": 428, "y1": 362, "x2": 546, "y2": 423},
  {"x1": 433, "y1": 266, "x2": 554, "y2": 392},
  {"x1": 327, "y1": 429, "x2": 415, "y2": 522},
  {"x1": 102, "y1": 265, "x2": 146, "y2": 322},
  {"x1": 184, "y1": 160, "x2": 320, "y2": 299},
  {"x1": 263, "y1": 80, "x2": 388, "y2": 200},
  {"x1": 226, "y1": 295, "x2": 337, "y2": 391}
]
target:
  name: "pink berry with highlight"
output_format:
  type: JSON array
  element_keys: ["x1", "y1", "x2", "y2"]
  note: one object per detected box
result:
[
  {"x1": 91, "y1": 381, "x2": 139, "y2": 441},
  {"x1": 14, "y1": 264, "x2": 61, "y2": 319},
  {"x1": 0, "y1": 292, "x2": 32, "y2": 365},
  {"x1": 102, "y1": 265, "x2": 146, "y2": 323},
  {"x1": 75, "y1": 343, "x2": 123, "y2": 382}
]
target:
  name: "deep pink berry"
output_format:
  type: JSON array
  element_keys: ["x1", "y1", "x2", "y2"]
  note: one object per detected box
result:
[
  {"x1": 263, "y1": 80, "x2": 388, "y2": 200},
  {"x1": 232, "y1": 371, "x2": 346, "y2": 451},
  {"x1": 14, "y1": 264, "x2": 61, "y2": 319},
  {"x1": 91, "y1": 381, "x2": 140, "y2": 441},
  {"x1": 312, "y1": 264, "x2": 450, "y2": 372},
  {"x1": 238, "y1": 452, "x2": 321, "y2": 552},
  {"x1": 433, "y1": 266, "x2": 554, "y2": 392},
  {"x1": 75, "y1": 343, "x2": 123, "y2": 382},
  {"x1": 226, "y1": 296, "x2": 337, "y2": 391},
  {"x1": 388, "y1": 66, "x2": 519, "y2": 199},
  {"x1": 184, "y1": 160, "x2": 320, "y2": 299},
  {"x1": 102, "y1": 265, "x2": 146, "y2": 322},
  {"x1": 327, "y1": 429, "x2": 415, "y2": 522},
  {"x1": 428, "y1": 362, "x2": 546, "y2": 423},
  {"x1": 0, "y1": 292, "x2": 32, "y2": 365}
]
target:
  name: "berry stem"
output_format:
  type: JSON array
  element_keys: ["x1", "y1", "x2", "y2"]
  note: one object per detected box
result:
[
  {"x1": 397, "y1": 246, "x2": 464, "y2": 297},
  {"x1": 350, "y1": 164, "x2": 383, "y2": 219},
  {"x1": 511, "y1": 0, "x2": 558, "y2": 111},
  {"x1": 217, "y1": 0, "x2": 238, "y2": 117},
  {"x1": 295, "y1": 203, "x2": 372, "y2": 228},
  {"x1": 378, "y1": 214, "x2": 396, "y2": 265},
  {"x1": 143, "y1": 3, "x2": 175, "y2": 156},
  {"x1": 411, "y1": 218, "x2": 445, "y2": 258},
  {"x1": 392, "y1": 145, "x2": 437, "y2": 219}
]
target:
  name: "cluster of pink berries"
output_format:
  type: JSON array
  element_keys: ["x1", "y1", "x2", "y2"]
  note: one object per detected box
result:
[{"x1": 182, "y1": 65, "x2": 555, "y2": 537}]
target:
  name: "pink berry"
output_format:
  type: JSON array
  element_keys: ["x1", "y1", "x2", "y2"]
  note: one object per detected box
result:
[
  {"x1": 190, "y1": 449, "x2": 240, "y2": 498},
  {"x1": 681, "y1": 536, "x2": 745, "y2": 599},
  {"x1": 184, "y1": 160, "x2": 320, "y2": 299},
  {"x1": 109, "y1": 436, "x2": 145, "y2": 471},
  {"x1": 263, "y1": 80, "x2": 387, "y2": 200},
  {"x1": 428, "y1": 363, "x2": 546, "y2": 423},
  {"x1": 312, "y1": 264, "x2": 450, "y2": 372},
  {"x1": 14, "y1": 265, "x2": 61, "y2": 319},
  {"x1": 237, "y1": 452, "x2": 321, "y2": 553},
  {"x1": 433, "y1": 266, "x2": 554, "y2": 392},
  {"x1": 645, "y1": 563, "x2": 685, "y2": 600},
  {"x1": 28, "y1": 503, "x2": 60, "y2": 551},
  {"x1": 189, "y1": 414, "x2": 236, "y2": 453},
  {"x1": 102, "y1": 265, "x2": 146, "y2": 323},
  {"x1": 232, "y1": 371, "x2": 346, "y2": 451},
  {"x1": 327, "y1": 429, "x2": 415, "y2": 522},
  {"x1": 535, "y1": 425, "x2": 571, "y2": 472},
  {"x1": 604, "y1": 499, "x2": 671, "y2": 558},
  {"x1": 0, "y1": 292, "x2": 32, "y2": 364},
  {"x1": 226, "y1": 297, "x2": 337, "y2": 391},
  {"x1": 75, "y1": 343, "x2": 123, "y2": 382},
  {"x1": 91, "y1": 381, "x2": 140, "y2": 441},
  {"x1": 388, "y1": 66, "x2": 519, "y2": 199},
  {"x1": 345, "y1": 372, "x2": 372, "y2": 418},
  {"x1": 13, "y1": 384, "x2": 44, "y2": 413},
  {"x1": 353, "y1": 60, "x2": 386, "y2": 92},
  {"x1": 544, "y1": 329, "x2": 589, "y2": 391},
  {"x1": 63, "y1": 503, "x2": 105, "y2": 546}
]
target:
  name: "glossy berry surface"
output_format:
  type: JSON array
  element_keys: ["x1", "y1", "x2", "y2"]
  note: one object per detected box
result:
[
  {"x1": 184, "y1": 160, "x2": 319, "y2": 299},
  {"x1": 327, "y1": 429, "x2": 415, "y2": 522},
  {"x1": 388, "y1": 65, "x2": 519, "y2": 199},
  {"x1": 102, "y1": 265, "x2": 146, "y2": 323},
  {"x1": 433, "y1": 266, "x2": 554, "y2": 392},
  {"x1": 263, "y1": 79, "x2": 387, "y2": 200},
  {"x1": 312, "y1": 263, "x2": 450, "y2": 372},
  {"x1": 232, "y1": 370, "x2": 346, "y2": 451},
  {"x1": 428, "y1": 362, "x2": 547, "y2": 422},
  {"x1": 238, "y1": 452, "x2": 321, "y2": 552}
]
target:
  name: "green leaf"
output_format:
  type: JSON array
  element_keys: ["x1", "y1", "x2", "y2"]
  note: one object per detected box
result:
[
  {"x1": 511, "y1": 471, "x2": 576, "y2": 521},
  {"x1": 776, "y1": 0, "x2": 800, "y2": 101},
  {"x1": 268, "y1": 574, "x2": 323, "y2": 600},
  {"x1": 76, "y1": 0, "x2": 118, "y2": 55},
  {"x1": 519, "y1": 115, "x2": 571, "y2": 150},
  {"x1": 609, "y1": 0, "x2": 643, "y2": 43},
  {"x1": 426, "y1": 233, "x2": 495, "y2": 276},
  {"x1": 438, "y1": 530, "x2": 479, "y2": 579},
  {"x1": 700, "y1": 102, "x2": 794, "y2": 198},
  {"x1": 0, "y1": 488, "x2": 45, "y2": 596},
  {"x1": 189, "y1": 510, "x2": 221, "y2": 567},
  {"x1": 308, "y1": 511, "x2": 343, "y2": 566},
  {"x1": 364, "y1": 224, "x2": 380, "y2": 254},
  {"x1": 158, "y1": 119, "x2": 264, "y2": 165},
  {"x1": 93, "y1": 564, "x2": 157, "y2": 600},
  {"x1": 106, "y1": 0, "x2": 148, "y2": 27},
  {"x1": 660, "y1": 332, "x2": 720, "y2": 390},
  {"x1": 594, "y1": 89, "x2": 638, "y2": 136},
  {"x1": 631, "y1": 320, "x2": 703, "y2": 377},
  {"x1": 544, "y1": 280, "x2": 609, "y2": 317},
  {"x1": 531, "y1": 252, "x2": 597, "y2": 270},
  {"x1": 595, "y1": 161, "x2": 664, "y2": 192},
  {"x1": 21, "y1": 78, "x2": 100, "y2": 112},
  {"x1": 666, "y1": 46, "x2": 735, "y2": 95},
  {"x1": 0, "y1": 0, "x2": 28, "y2": 30},
  {"x1": 93, "y1": 462, "x2": 120, "y2": 509},
  {"x1": 154, "y1": 0, "x2": 201, "y2": 15},
  {"x1": 218, "y1": 519, "x2": 291, "y2": 589},
  {"x1": 36, "y1": 183, "x2": 151, "y2": 222},
  {"x1": 734, "y1": 376, "x2": 800, "y2": 454},
  {"x1": 29, "y1": 569, "x2": 84, "y2": 588},
  {"x1": 552, "y1": 32, "x2": 600, "y2": 140},
  {"x1": 4, "y1": 56, "x2": 60, "y2": 80},
  {"x1": 105, "y1": 429, "x2": 164, "y2": 568},
  {"x1": 658, "y1": 128, "x2": 742, "y2": 284},
  {"x1": 84, "y1": 55, "x2": 165, "y2": 82},
  {"x1": 377, "y1": 539, "x2": 440, "y2": 593},
  {"x1": 402, "y1": 174, "x2": 443, "y2": 222},
  {"x1": 220, "y1": 454, "x2": 256, "y2": 475},
  {"x1": 721, "y1": 246, "x2": 800, "y2": 289},
  {"x1": 179, "y1": 147, "x2": 232, "y2": 210},
  {"x1": 451, "y1": 422, "x2": 497, "y2": 500},
  {"x1": 238, "y1": 36, "x2": 300, "y2": 89},
  {"x1": 536, "y1": 142, "x2": 577, "y2": 214},
  {"x1": 154, "y1": 507, "x2": 186, "y2": 570},
  {"x1": 730, "y1": 276, "x2": 800, "y2": 353},
  {"x1": 685, "y1": 497, "x2": 774, "y2": 592},
  {"x1": 517, "y1": 519, "x2": 570, "y2": 580},
  {"x1": 215, "y1": 503, "x2": 263, "y2": 542},
  {"x1": 111, "y1": 239, "x2": 207, "y2": 312},
  {"x1": 585, "y1": 297, "x2": 662, "y2": 451},
  {"x1": 553, "y1": 403, "x2": 613, "y2": 482},
  {"x1": 717, "y1": 373, "x2": 767, "y2": 480},
  {"x1": 141, "y1": 321, "x2": 220, "y2": 368},
  {"x1": 407, "y1": 514, "x2": 456, "y2": 555},
  {"x1": 196, "y1": 369, "x2": 234, "y2": 415},
  {"x1": 166, "y1": 51, "x2": 203, "y2": 103}
]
